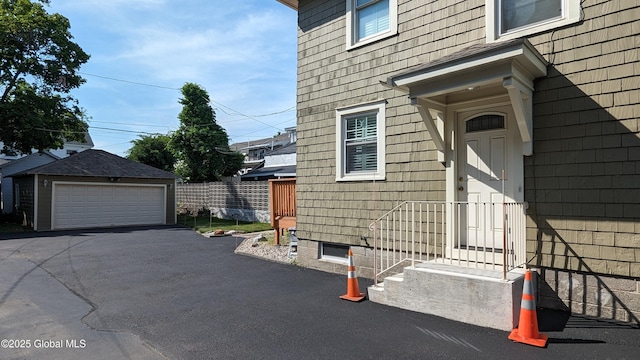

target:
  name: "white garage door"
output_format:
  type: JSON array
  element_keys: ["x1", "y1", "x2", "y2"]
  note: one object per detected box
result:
[{"x1": 53, "y1": 183, "x2": 166, "y2": 230}]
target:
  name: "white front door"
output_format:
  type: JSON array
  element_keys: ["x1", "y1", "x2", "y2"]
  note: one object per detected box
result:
[{"x1": 457, "y1": 106, "x2": 522, "y2": 250}]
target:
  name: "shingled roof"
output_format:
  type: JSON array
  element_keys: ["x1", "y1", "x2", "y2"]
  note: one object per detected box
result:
[
  {"x1": 385, "y1": 38, "x2": 542, "y2": 86},
  {"x1": 18, "y1": 149, "x2": 177, "y2": 179}
]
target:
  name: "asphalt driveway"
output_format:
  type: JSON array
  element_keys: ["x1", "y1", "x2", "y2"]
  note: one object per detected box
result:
[{"x1": 0, "y1": 226, "x2": 638, "y2": 360}]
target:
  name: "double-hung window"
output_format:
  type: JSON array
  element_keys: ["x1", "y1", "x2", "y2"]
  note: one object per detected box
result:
[
  {"x1": 486, "y1": 0, "x2": 581, "y2": 42},
  {"x1": 336, "y1": 101, "x2": 386, "y2": 181},
  {"x1": 346, "y1": 0, "x2": 398, "y2": 50}
]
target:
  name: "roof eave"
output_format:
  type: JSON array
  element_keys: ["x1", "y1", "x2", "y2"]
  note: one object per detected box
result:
[
  {"x1": 276, "y1": 0, "x2": 298, "y2": 10},
  {"x1": 386, "y1": 39, "x2": 548, "y2": 93}
]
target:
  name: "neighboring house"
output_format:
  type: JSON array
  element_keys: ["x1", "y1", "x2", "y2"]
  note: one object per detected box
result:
[
  {"x1": 278, "y1": 0, "x2": 640, "y2": 329},
  {"x1": 10, "y1": 149, "x2": 177, "y2": 231},
  {"x1": 0, "y1": 133, "x2": 94, "y2": 214},
  {"x1": 46, "y1": 132, "x2": 95, "y2": 158},
  {"x1": 231, "y1": 127, "x2": 297, "y2": 175},
  {"x1": 0, "y1": 152, "x2": 60, "y2": 214},
  {"x1": 241, "y1": 142, "x2": 297, "y2": 180},
  {"x1": 0, "y1": 132, "x2": 94, "y2": 160}
]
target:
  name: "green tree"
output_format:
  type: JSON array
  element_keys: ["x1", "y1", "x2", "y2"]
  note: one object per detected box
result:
[
  {"x1": 0, "y1": 0, "x2": 90, "y2": 155},
  {"x1": 170, "y1": 83, "x2": 243, "y2": 181},
  {"x1": 126, "y1": 134, "x2": 175, "y2": 172}
]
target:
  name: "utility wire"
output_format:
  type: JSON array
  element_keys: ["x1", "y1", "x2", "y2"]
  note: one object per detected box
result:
[
  {"x1": 90, "y1": 120, "x2": 176, "y2": 129},
  {"x1": 79, "y1": 71, "x2": 295, "y2": 120},
  {"x1": 78, "y1": 72, "x2": 180, "y2": 90}
]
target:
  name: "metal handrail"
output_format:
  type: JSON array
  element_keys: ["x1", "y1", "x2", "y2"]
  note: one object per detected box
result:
[{"x1": 371, "y1": 201, "x2": 527, "y2": 285}]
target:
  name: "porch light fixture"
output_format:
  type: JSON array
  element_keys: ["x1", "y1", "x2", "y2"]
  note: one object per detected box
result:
[{"x1": 43, "y1": 179, "x2": 48, "y2": 188}]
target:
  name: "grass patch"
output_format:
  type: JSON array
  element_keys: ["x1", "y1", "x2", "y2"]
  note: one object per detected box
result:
[{"x1": 177, "y1": 214, "x2": 273, "y2": 234}]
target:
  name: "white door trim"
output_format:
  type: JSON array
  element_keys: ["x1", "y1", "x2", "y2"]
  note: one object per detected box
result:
[{"x1": 445, "y1": 97, "x2": 524, "y2": 258}]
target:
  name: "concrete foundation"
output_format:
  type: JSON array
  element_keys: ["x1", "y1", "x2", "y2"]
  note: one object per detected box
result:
[{"x1": 368, "y1": 262, "x2": 526, "y2": 331}]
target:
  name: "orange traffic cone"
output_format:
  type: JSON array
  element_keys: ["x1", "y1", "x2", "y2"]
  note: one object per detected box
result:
[
  {"x1": 339, "y1": 249, "x2": 366, "y2": 302},
  {"x1": 508, "y1": 270, "x2": 549, "y2": 347}
]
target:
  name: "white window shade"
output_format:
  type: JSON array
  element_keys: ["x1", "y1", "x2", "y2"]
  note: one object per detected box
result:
[
  {"x1": 357, "y1": 0, "x2": 390, "y2": 41},
  {"x1": 345, "y1": 115, "x2": 378, "y2": 172}
]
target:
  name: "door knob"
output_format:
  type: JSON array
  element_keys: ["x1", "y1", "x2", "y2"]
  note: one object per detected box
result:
[{"x1": 458, "y1": 186, "x2": 464, "y2": 191}]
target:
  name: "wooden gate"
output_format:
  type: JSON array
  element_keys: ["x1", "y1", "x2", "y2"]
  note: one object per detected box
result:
[{"x1": 269, "y1": 178, "x2": 296, "y2": 244}]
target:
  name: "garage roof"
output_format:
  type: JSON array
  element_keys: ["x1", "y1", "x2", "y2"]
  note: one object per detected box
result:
[{"x1": 17, "y1": 149, "x2": 177, "y2": 179}]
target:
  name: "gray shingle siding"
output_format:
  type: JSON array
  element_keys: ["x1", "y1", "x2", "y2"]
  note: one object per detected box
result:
[{"x1": 291, "y1": 0, "x2": 640, "y2": 321}]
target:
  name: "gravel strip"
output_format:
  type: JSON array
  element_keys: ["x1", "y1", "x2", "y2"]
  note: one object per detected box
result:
[{"x1": 204, "y1": 231, "x2": 295, "y2": 264}]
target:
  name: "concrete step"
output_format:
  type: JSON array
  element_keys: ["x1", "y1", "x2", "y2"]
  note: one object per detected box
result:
[
  {"x1": 368, "y1": 263, "x2": 526, "y2": 331},
  {"x1": 367, "y1": 273, "x2": 403, "y2": 304}
]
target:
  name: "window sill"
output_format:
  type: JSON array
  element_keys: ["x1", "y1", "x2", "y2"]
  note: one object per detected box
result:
[
  {"x1": 336, "y1": 173, "x2": 385, "y2": 182},
  {"x1": 346, "y1": 30, "x2": 398, "y2": 51}
]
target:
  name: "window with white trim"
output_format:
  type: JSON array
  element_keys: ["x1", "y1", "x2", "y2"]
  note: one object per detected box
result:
[
  {"x1": 486, "y1": 0, "x2": 581, "y2": 42},
  {"x1": 346, "y1": 0, "x2": 398, "y2": 50},
  {"x1": 336, "y1": 101, "x2": 386, "y2": 181}
]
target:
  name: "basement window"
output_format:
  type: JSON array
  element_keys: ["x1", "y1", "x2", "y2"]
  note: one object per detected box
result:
[{"x1": 321, "y1": 242, "x2": 350, "y2": 264}]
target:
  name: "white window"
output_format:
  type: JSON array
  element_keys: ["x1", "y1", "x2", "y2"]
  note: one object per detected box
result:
[
  {"x1": 346, "y1": 0, "x2": 398, "y2": 50},
  {"x1": 486, "y1": 0, "x2": 581, "y2": 42},
  {"x1": 336, "y1": 100, "x2": 386, "y2": 181}
]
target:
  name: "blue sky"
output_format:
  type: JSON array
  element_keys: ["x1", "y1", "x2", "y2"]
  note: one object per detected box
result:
[{"x1": 46, "y1": 0, "x2": 297, "y2": 157}]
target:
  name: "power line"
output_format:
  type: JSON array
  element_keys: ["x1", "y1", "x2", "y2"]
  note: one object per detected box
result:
[
  {"x1": 211, "y1": 100, "x2": 284, "y2": 132},
  {"x1": 79, "y1": 71, "x2": 295, "y2": 120},
  {"x1": 90, "y1": 120, "x2": 176, "y2": 129},
  {"x1": 229, "y1": 117, "x2": 296, "y2": 142},
  {"x1": 90, "y1": 126, "x2": 160, "y2": 136},
  {"x1": 36, "y1": 126, "x2": 160, "y2": 136},
  {"x1": 79, "y1": 72, "x2": 180, "y2": 90}
]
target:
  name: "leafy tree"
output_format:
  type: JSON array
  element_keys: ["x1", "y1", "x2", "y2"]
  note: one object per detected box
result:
[
  {"x1": 0, "y1": 0, "x2": 90, "y2": 155},
  {"x1": 126, "y1": 134, "x2": 175, "y2": 172},
  {"x1": 170, "y1": 83, "x2": 243, "y2": 181}
]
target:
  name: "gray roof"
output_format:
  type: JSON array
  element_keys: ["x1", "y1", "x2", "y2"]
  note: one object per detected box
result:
[
  {"x1": 0, "y1": 151, "x2": 59, "y2": 176},
  {"x1": 266, "y1": 142, "x2": 296, "y2": 156},
  {"x1": 386, "y1": 38, "x2": 536, "y2": 85},
  {"x1": 17, "y1": 149, "x2": 177, "y2": 179}
]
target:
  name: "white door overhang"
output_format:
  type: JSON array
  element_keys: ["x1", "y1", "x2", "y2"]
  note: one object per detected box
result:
[{"x1": 383, "y1": 38, "x2": 548, "y2": 156}]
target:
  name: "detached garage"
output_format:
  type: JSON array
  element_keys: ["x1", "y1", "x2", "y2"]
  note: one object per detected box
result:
[{"x1": 11, "y1": 149, "x2": 177, "y2": 231}]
